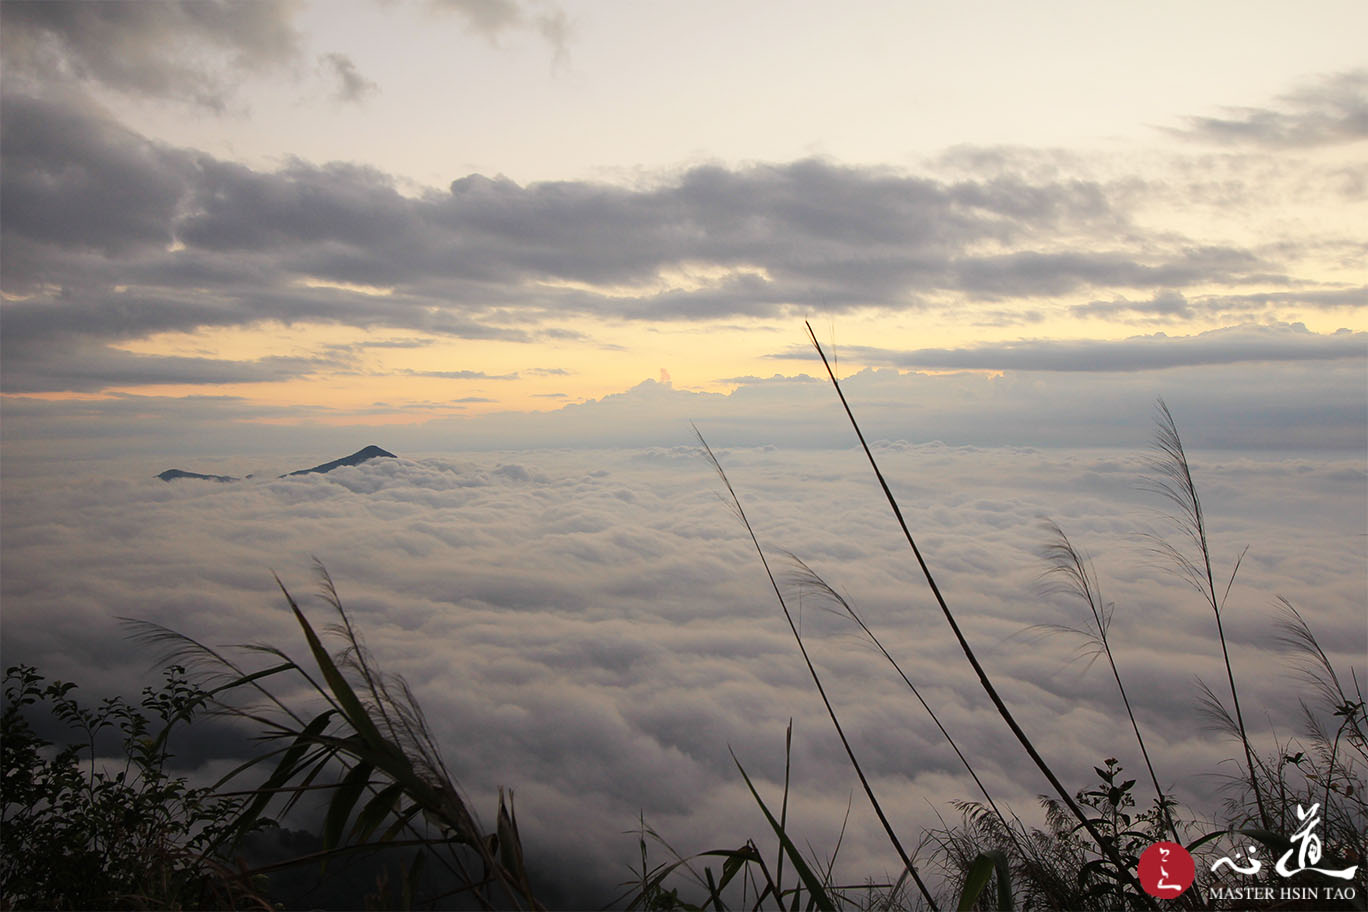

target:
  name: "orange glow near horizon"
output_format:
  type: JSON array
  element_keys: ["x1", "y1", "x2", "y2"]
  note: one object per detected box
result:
[{"x1": 29, "y1": 282, "x2": 1363, "y2": 426}]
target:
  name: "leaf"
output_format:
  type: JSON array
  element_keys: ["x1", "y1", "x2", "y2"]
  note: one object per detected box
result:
[
  {"x1": 351, "y1": 781, "x2": 406, "y2": 845},
  {"x1": 226, "y1": 711, "x2": 337, "y2": 843},
  {"x1": 703, "y1": 865, "x2": 724, "y2": 912},
  {"x1": 496, "y1": 787, "x2": 531, "y2": 891},
  {"x1": 403, "y1": 850, "x2": 426, "y2": 910},
  {"x1": 731, "y1": 751, "x2": 835, "y2": 912},
  {"x1": 279, "y1": 578, "x2": 390, "y2": 756},
  {"x1": 379, "y1": 802, "x2": 423, "y2": 842},
  {"x1": 957, "y1": 850, "x2": 1012, "y2": 912},
  {"x1": 322, "y1": 760, "x2": 375, "y2": 864},
  {"x1": 716, "y1": 844, "x2": 758, "y2": 888},
  {"x1": 211, "y1": 662, "x2": 297, "y2": 696}
]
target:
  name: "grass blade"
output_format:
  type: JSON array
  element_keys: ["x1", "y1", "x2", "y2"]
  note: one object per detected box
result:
[
  {"x1": 804, "y1": 320, "x2": 1155, "y2": 909},
  {"x1": 730, "y1": 749, "x2": 835, "y2": 912}
]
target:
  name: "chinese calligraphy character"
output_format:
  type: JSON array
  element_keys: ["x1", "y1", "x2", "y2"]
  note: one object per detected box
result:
[
  {"x1": 1274, "y1": 803, "x2": 1358, "y2": 880},
  {"x1": 1211, "y1": 846, "x2": 1262, "y2": 876},
  {"x1": 1156, "y1": 847, "x2": 1183, "y2": 892}
]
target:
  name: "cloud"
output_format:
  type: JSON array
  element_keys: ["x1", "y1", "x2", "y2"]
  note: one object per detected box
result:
[
  {"x1": 1072, "y1": 291, "x2": 1196, "y2": 320},
  {"x1": 949, "y1": 247, "x2": 1280, "y2": 299},
  {"x1": 430, "y1": 0, "x2": 571, "y2": 60},
  {"x1": 5, "y1": 352, "x2": 1364, "y2": 461},
  {"x1": 2, "y1": 88, "x2": 1361, "y2": 396},
  {"x1": 318, "y1": 52, "x2": 377, "y2": 104},
  {"x1": 0, "y1": 93, "x2": 194, "y2": 259},
  {"x1": 430, "y1": 0, "x2": 524, "y2": 34},
  {"x1": 0, "y1": 0, "x2": 301, "y2": 109},
  {"x1": 1073, "y1": 288, "x2": 1368, "y2": 322},
  {"x1": 400, "y1": 369, "x2": 520, "y2": 380},
  {"x1": 1170, "y1": 69, "x2": 1368, "y2": 149},
  {"x1": 534, "y1": 7, "x2": 572, "y2": 69},
  {"x1": 1, "y1": 440, "x2": 1362, "y2": 903},
  {"x1": 769, "y1": 323, "x2": 1367, "y2": 373},
  {"x1": 1195, "y1": 286, "x2": 1368, "y2": 311},
  {"x1": 0, "y1": 342, "x2": 342, "y2": 394}
]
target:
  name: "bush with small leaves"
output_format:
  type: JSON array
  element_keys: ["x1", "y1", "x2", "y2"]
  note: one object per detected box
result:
[{"x1": 1, "y1": 664, "x2": 266, "y2": 910}]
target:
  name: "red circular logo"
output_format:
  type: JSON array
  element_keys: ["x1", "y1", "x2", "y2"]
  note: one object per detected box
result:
[{"x1": 1137, "y1": 842, "x2": 1195, "y2": 898}]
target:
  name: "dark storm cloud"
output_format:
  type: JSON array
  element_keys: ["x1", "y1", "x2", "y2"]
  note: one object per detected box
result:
[
  {"x1": 0, "y1": 0, "x2": 300, "y2": 109},
  {"x1": 1170, "y1": 69, "x2": 1368, "y2": 148},
  {"x1": 769, "y1": 323, "x2": 1367, "y2": 372}
]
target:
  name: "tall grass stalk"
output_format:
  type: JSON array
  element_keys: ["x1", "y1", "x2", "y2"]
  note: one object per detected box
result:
[
  {"x1": 694, "y1": 427, "x2": 941, "y2": 911},
  {"x1": 1271, "y1": 597, "x2": 1367, "y2": 862},
  {"x1": 803, "y1": 321, "x2": 1156, "y2": 907},
  {"x1": 1039, "y1": 522, "x2": 1180, "y2": 846},
  {"x1": 1146, "y1": 398, "x2": 1267, "y2": 830},
  {"x1": 783, "y1": 554, "x2": 1020, "y2": 851}
]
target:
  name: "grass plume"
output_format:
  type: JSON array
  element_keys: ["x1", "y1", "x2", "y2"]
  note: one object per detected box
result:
[
  {"x1": 1038, "y1": 521, "x2": 1181, "y2": 847},
  {"x1": 1146, "y1": 398, "x2": 1266, "y2": 831}
]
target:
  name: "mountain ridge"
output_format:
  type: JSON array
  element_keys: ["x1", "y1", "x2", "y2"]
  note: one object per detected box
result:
[
  {"x1": 156, "y1": 469, "x2": 237, "y2": 483},
  {"x1": 157, "y1": 445, "x2": 396, "y2": 482}
]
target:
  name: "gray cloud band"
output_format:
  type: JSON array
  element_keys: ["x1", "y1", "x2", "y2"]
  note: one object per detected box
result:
[
  {"x1": 766, "y1": 324, "x2": 1368, "y2": 372},
  {"x1": 2, "y1": 80, "x2": 1363, "y2": 393}
]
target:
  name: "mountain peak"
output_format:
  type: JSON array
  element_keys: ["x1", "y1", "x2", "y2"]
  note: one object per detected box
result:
[
  {"x1": 156, "y1": 468, "x2": 237, "y2": 483},
  {"x1": 283, "y1": 446, "x2": 397, "y2": 477}
]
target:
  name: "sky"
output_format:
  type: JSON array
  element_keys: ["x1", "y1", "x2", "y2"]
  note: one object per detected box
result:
[
  {"x1": 1, "y1": 1, "x2": 1366, "y2": 906},
  {"x1": 1, "y1": 0, "x2": 1365, "y2": 455}
]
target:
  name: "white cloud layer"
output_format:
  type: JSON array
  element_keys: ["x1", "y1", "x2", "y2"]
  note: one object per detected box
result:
[{"x1": 2, "y1": 432, "x2": 1362, "y2": 903}]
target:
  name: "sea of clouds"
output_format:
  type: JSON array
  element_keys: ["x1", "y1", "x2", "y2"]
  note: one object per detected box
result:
[{"x1": 2, "y1": 426, "x2": 1363, "y2": 905}]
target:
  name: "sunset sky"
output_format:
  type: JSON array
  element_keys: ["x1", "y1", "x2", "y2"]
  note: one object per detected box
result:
[
  {"x1": 2, "y1": 2, "x2": 1365, "y2": 905},
  {"x1": 2, "y1": 0, "x2": 1365, "y2": 458}
]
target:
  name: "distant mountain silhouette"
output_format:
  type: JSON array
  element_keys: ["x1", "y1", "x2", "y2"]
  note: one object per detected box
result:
[
  {"x1": 157, "y1": 446, "x2": 396, "y2": 482},
  {"x1": 282, "y1": 445, "x2": 397, "y2": 477},
  {"x1": 157, "y1": 469, "x2": 237, "y2": 483}
]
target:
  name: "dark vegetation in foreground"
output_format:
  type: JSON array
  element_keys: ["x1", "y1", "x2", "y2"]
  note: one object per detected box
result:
[{"x1": 3, "y1": 325, "x2": 1365, "y2": 909}]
